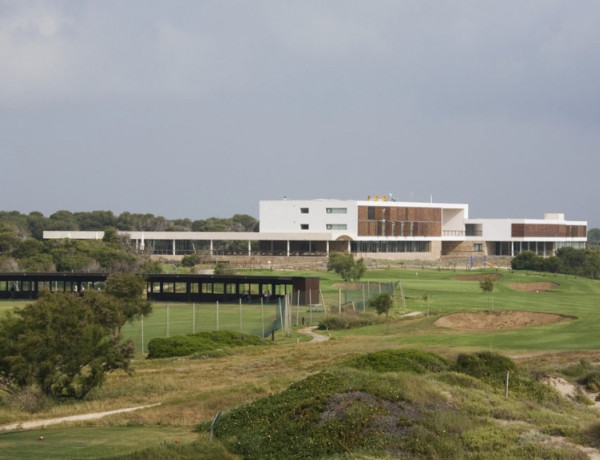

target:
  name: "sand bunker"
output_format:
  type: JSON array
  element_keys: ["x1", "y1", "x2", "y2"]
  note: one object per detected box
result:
[
  {"x1": 454, "y1": 273, "x2": 504, "y2": 281},
  {"x1": 508, "y1": 282, "x2": 559, "y2": 292},
  {"x1": 434, "y1": 310, "x2": 571, "y2": 332}
]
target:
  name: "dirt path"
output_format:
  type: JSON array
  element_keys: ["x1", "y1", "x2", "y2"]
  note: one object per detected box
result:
[
  {"x1": 0, "y1": 403, "x2": 161, "y2": 432},
  {"x1": 298, "y1": 326, "x2": 330, "y2": 343}
]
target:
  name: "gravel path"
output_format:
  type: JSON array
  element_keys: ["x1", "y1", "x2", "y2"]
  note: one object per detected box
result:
[
  {"x1": 0, "y1": 403, "x2": 161, "y2": 432},
  {"x1": 298, "y1": 326, "x2": 330, "y2": 342}
]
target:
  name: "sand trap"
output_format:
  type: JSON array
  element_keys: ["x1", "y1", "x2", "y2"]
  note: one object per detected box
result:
[
  {"x1": 454, "y1": 273, "x2": 504, "y2": 281},
  {"x1": 508, "y1": 282, "x2": 559, "y2": 292},
  {"x1": 434, "y1": 310, "x2": 571, "y2": 331}
]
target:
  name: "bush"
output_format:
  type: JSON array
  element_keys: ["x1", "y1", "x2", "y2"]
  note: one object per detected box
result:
[
  {"x1": 147, "y1": 330, "x2": 268, "y2": 359},
  {"x1": 318, "y1": 311, "x2": 381, "y2": 330},
  {"x1": 454, "y1": 351, "x2": 517, "y2": 381},
  {"x1": 3, "y1": 386, "x2": 50, "y2": 413},
  {"x1": 342, "y1": 349, "x2": 451, "y2": 374},
  {"x1": 578, "y1": 371, "x2": 600, "y2": 393},
  {"x1": 181, "y1": 253, "x2": 201, "y2": 267}
]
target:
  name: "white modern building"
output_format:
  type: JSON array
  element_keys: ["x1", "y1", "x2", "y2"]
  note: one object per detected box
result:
[{"x1": 44, "y1": 197, "x2": 587, "y2": 261}]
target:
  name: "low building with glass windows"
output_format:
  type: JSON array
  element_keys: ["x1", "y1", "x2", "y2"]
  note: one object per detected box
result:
[{"x1": 44, "y1": 197, "x2": 587, "y2": 261}]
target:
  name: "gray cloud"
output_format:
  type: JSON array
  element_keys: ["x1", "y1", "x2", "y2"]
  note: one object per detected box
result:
[{"x1": 0, "y1": 0, "x2": 598, "y2": 226}]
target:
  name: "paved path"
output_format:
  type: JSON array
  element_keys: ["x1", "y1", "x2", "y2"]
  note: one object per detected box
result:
[{"x1": 0, "y1": 403, "x2": 161, "y2": 432}]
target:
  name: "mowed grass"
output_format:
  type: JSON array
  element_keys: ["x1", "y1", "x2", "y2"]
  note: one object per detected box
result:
[
  {"x1": 0, "y1": 426, "x2": 197, "y2": 460},
  {"x1": 121, "y1": 301, "x2": 328, "y2": 353},
  {"x1": 330, "y1": 268, "x2": 600, "y2": 351}
]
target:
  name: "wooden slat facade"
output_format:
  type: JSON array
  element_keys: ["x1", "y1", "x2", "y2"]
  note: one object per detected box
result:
[
  {"x1": 512, "y1": 224, "x2": 587, "y2": 238},
  {"x1": 357, "y1": 206, "x2": 442, "y2": 237}
]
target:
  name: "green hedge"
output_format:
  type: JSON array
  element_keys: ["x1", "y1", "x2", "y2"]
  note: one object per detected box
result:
[{"x1": 147, "y1": 330, "x2": 267, "y2": 358}]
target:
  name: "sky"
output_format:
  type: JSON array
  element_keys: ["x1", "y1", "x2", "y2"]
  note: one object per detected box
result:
[{"x1": 1, "y1": 1, "x2": 598, "y2": 227}]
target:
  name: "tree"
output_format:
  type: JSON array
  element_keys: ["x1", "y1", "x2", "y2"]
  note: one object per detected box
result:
[
  {"x1": 369, "y1": 292, "x2": 393, "y2": 333},
  {"x1": 327, "y1": 252, "x2": 367, "y2": 283},
  {"x1": 0, "y1": 274, "x2": 150, "y2": 399},
  {"x1": 480, "y1": 276, "x2": 495, "y2": 310}
]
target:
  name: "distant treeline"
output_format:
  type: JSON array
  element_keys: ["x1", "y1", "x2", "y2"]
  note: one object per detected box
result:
[
  {"x1": 511, "y1": 247, "x2": 600, "y2": 279},
  {"x1": 0, "y1": 210, "x2": 258, "y2": 273},
  {"x1": 0, "y1": 210, "x2": 259, "y2": 240}
]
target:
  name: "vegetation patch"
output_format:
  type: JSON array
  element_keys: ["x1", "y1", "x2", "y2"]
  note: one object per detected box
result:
[
  {"x1": 146, "y1": 330, "x2": 269, "y2": 359},
  {"x1": 317, "y1": 311, "x2": 382, "y2": 330},
  {"x1": 198, "y1": 350, "x2": 587, "y2": 459},
  {"x1": 341, "y1": 349, "x2": 451, "y2": 374}
]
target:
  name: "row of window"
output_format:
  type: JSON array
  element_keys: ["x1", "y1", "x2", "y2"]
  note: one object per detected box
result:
[
  {"x1": 300, "y1": 207, "x2": 347, "y2": 214},
  {"x1": 300, "y1": 224, "x2": 348, "y2": 230}
]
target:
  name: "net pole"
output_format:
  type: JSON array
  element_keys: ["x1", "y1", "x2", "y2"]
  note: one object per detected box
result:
[
  {"x1": 216, "y1": 301, "x2": 219, "y2": 331},
  {"x1": 261, "y1": 297, "x2": 265, "y2": 338},
  {"x1": 141, "y1": 315, "x2": 144, "y2": 354}
]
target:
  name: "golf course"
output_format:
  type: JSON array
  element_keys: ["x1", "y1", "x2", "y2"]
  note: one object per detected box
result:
[{"x1": 1, "y1": 266, "x2": 600, "y2": 459}]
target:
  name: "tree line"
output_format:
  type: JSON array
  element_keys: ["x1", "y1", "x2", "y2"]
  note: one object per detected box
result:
[
  {"x1": 0, "y1": 210, "x2": 258, "y2": 273},
  {"x1": 0, "y1": 210, "x2": 258, "y2": 240},
  {"x1": 511, "y1": 247, "x2": 600, "y2": 279}
]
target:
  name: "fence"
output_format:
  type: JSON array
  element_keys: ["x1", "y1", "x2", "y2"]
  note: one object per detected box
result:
[{"x1": 122, "y1": 283, "x2": 399, "y2": 354}]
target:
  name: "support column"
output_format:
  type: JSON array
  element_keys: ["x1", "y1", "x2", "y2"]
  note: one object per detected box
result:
[
  {"x1": 248, "y1": 241, "x2": 252, "y2": 256},
  {"x1": 172, "y1": 240, "x2": 176, "y2": 256},
  {"x1": 326, "y1": 241, "x2": 330, "y2": 254},
  {"x1": 287, "y1": 240, "x2": 290, "y2": 257},
  {"x1": 210, "y1": 240, "x2": 214, "y2": 255}
]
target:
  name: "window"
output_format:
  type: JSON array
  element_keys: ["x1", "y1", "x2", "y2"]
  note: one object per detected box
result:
[
  {"x1": 368, "y1": 207, "x2": 375, "y2": 220},
  {"x1": 326, "y1": 224, "x2": 348, "y2": 230},
  {"x1": 301, "y1": 224, "x2": 309, "y2": 230},
  {"x1": 474, "y1": 243, "x2": 483, "y2": 252},
  {"x1": 326, "y1": 207, "x2": 347, "y2": 214},
  {"x1": 300, "y1": 208, "x2": 309, "y2": 214}
]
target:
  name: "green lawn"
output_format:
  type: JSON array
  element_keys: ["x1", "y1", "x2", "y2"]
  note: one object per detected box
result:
[{"x1": 0, "y1": 426, "x2": 198, "y2": 460}]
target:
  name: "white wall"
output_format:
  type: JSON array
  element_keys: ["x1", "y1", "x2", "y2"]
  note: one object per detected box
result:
[{"x1": 259, "y1": 200, "x2": 358, "y2": 236}]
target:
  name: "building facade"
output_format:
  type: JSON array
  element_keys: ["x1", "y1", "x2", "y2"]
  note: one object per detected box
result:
[{"x1": 44, "y1": 198, "x2": 587, "y2": 261}]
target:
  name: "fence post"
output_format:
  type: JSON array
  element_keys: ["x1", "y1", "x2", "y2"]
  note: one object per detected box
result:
[
  {"x1": 166, "y1": 305, "x2": 170, "y2": 338},
  {"x1": 141, "y1": 315, "x2": 144, "y2": 354},
  {"x1": 239, "y1": 298, "x2": 243, "y2": 333},
  {"x1": 216, "y1": 301, "x2": 219, "y2": 331},
  {"x1": 261, "y1": 297, "x2": 265, "y2": 338},
  {"x1": 193, "y1": 303, "x2": 196, "y2": 334}
]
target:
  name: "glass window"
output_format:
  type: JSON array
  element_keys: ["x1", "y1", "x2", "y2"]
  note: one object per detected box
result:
[
  {"x1": 368, "y1": 207, "x2": 375, "y2": 220},
  {"x1": 300, "y1": 208, "x2": 309, "y2": 214},
  {"x1": 301, "y1": 224, "x2": 309, "y2": 230},
  {"x1": 474, "y1": 243, "x2": 483, "y2": 252},
  {"x1": 326, "y1": 224, "x2": 348, "y2": 230},
  {"x1": 326, "y1": 208, "x2": 347, "y2": 214}
]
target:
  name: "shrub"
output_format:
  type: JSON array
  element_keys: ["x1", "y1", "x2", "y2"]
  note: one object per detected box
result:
[
  {"x1": 147, "y1": 330, "x2": 267, "y2": 359},
  {"x1": 181, "y1": 253, "x2": 201, "y2": 267},
  {"x1": 342, "y1": 349, "x2": 451, "y2": 374},
  {"x1": 578, "y1": 371, "x2": 600, "y2": 393},
  {"x1": 3, "y1": 386, "x2": 50, "y2": 413},
  {"x1": 318, "y1": 311, "x2": 381, "y2": 330}
]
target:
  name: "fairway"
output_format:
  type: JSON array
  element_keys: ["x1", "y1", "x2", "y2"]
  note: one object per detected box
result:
[{"x1": 0, "y1": 426, "x2": 198, "y2": 460}]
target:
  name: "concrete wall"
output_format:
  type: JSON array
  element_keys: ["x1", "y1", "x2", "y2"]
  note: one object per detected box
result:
[{"x1": 259, "y1": 200, "x2": 358, "y2": 236}]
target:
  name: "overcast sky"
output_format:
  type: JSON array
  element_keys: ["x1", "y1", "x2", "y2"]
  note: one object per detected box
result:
[{"x1": 1, "y1": 1, "x2": 598, "y2": 227}]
